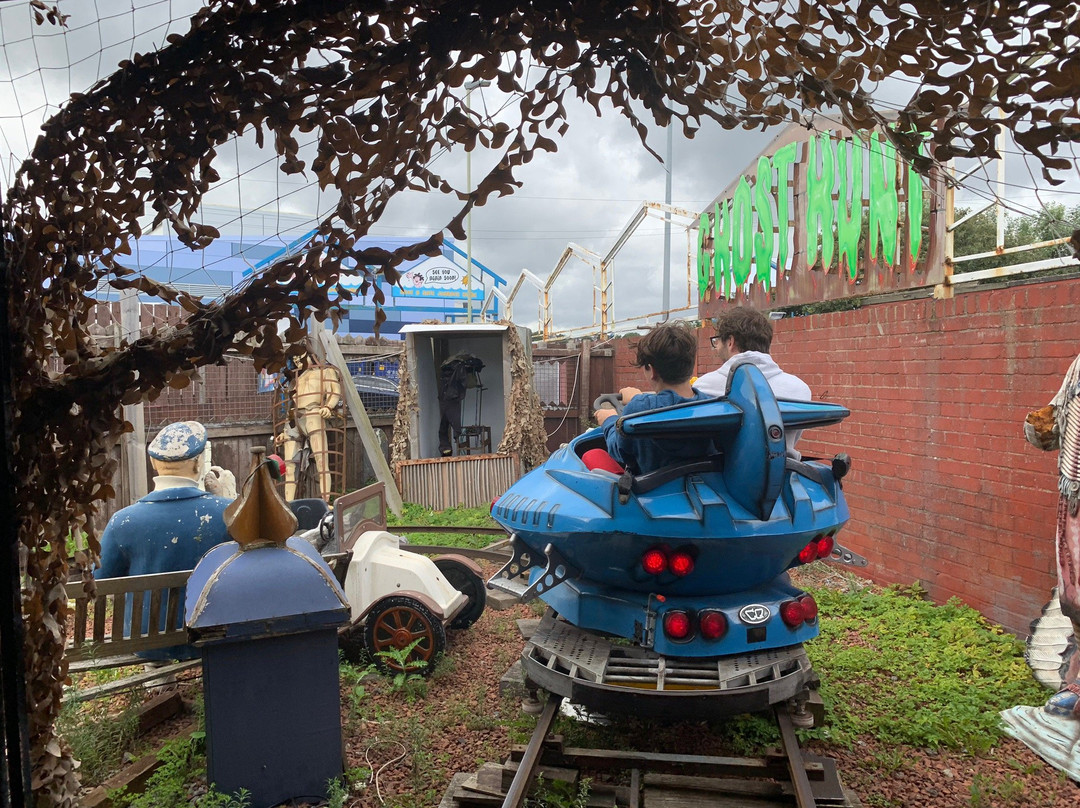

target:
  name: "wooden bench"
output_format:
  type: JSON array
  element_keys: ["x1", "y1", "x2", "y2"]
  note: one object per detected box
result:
[{"x1": 66, "y1": 570, "x2": 200, "y2": 702}]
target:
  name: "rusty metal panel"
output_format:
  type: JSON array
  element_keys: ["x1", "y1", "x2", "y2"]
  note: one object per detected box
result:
[{"x1": 397, "y1": 453, "x2": 522, "y2": 510}]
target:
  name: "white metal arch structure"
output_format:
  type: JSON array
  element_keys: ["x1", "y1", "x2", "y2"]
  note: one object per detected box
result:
[
  {"x1": 936, "y1": 119, "x2": 1075, "y2": 298},
  {"x1": 499, "y1": 201, "x2": 704, "y2": 339},
  {"x1": 482, "y1": 268, "x2": 546, "y2": 325},
  {"x1": 545, "y1": 243, "x2": 601, "y2": 338},
  {"x1": 593, "y1": 202, "x2": 699, "y2": 338}
]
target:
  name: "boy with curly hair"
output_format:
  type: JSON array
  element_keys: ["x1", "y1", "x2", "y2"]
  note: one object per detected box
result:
[{"x1": 594, "y1": 321, "x2": 712, "y2": 475}]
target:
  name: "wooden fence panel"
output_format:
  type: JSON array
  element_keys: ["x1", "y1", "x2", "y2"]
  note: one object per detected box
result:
[{"x1": 534, "y1": 345, "x2": 612, "y2": 453}]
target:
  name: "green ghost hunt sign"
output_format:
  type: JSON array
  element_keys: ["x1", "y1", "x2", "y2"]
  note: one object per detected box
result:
[{"x1": 697, "y1": 129, "x2": 933, "y2": 305}]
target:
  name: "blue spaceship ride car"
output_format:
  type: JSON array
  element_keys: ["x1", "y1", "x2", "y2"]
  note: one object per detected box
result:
[{"x1": 488, "y1": 361, "x2": 865, "y2": 719}]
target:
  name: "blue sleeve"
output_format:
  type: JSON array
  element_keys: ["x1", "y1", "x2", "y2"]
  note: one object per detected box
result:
[
  {"x1": 603, "y1": 395, "x2": 656, "y2": 474},
  {"x1": 602, "y1": 415, "x2": 626, "y2": 468}
]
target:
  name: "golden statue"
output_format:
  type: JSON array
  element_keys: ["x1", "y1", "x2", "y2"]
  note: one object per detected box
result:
[{"x1": 276, "y1": 364, "x2": 343, "y2": 500}]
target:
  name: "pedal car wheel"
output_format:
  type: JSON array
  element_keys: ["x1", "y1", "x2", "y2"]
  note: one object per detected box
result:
[
  {"x1": 363, "y1": 596, "x2": 446, "y2": 676},
  {"x1": 338, "y1": 620, "x2": 367, "y2": 665},
  {"x1": 434, "y1": 558, "x2": 487, "y2": 629}
]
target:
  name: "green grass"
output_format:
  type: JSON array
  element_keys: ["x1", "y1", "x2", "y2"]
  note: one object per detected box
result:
[
  {"x1": 803, "y1": 582, "x2": 1047, "y2": 753},
  {"x1": 109, "y1": 733, "x2": 251, "y2": 808},
  {"x1": 388, "y1": 502, "x2": 503, "y2": 548}
]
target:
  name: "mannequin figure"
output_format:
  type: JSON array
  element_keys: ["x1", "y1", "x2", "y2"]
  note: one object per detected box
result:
[
  {"x1": 1002, "y1": 356, "x2": 1080, "y2": 782},
  {"x1": 277, "y1": 364, "x2": 342, "y2": 500},
  {"x1": 96, "y1": 420, "x2": 235, "y2": 661},
  {"x1": 1025, "y1": 355, "x2": 1080, "y2": 719},
  {"x1": 437, "y1": 353, "x2": 484, "y2": 457}
]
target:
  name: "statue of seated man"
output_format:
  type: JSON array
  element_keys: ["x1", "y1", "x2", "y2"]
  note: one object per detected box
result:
[{"x1": 95, "y1": 420, "x2": 235, "y2": 662}]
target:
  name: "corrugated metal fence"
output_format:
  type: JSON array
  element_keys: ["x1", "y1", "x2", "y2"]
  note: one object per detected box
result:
[{"x1": 397, "y1": 453, "x2": 521, "y2": 510}]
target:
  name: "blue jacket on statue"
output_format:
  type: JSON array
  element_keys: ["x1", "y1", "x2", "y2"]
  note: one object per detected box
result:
[{"x1": 96, "y1": 482, "x2": 232, "y2": 661}]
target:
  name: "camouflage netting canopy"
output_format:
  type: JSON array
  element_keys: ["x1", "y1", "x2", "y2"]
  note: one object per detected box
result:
[{"x1": 4, "y1": 0, "x2": 1078, "y2": 803}]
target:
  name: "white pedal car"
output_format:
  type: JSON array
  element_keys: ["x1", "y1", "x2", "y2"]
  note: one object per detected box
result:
[{"x1": 305, "y1": 484, "x2": 486, "y2": 675}]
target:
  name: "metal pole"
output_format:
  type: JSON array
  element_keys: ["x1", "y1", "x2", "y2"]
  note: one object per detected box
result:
[
  {"x1": 120, "y1": 289, "x2": 148, "y2": 500},
  {"x1": 995, "y1": 111, "x2": 1006, "y2": 253},
  {"x1": 661, "y1": 124, "x2": 673, "y2": 321},
  {"x1": 466, "y1": 84, "x2": 473, "y2": 323},
  {"x1": 463, "y1": 79, "x2": 490, "y2": 323}
]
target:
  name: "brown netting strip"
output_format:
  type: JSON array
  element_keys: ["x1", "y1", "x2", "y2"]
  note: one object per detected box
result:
[
  {"x1": 389, "y1": 345, "x2": 416, "y2": 476},
  {"x1": 497, "y1": 323, "x2": 549, "y2": 472}
]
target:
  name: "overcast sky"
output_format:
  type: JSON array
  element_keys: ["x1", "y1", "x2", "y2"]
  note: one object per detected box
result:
[{"x1": 2, "y1": 1, "x2": 1076, "y2": 336}]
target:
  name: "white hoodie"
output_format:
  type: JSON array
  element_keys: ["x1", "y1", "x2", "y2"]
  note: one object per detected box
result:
[{"x1": 694, "y1": 351, "x2": 811, "y2": 457}]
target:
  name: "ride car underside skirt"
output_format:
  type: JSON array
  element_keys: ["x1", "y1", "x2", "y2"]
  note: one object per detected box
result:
[{"x1": 522, "y1": 610, "x2": 817, "y2": 720}]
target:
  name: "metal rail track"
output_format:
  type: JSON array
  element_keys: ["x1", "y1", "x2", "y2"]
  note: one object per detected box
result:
[
  {"x1": 500, "y1": 695, "x2": 562, "y2": 808},
  {"x1": 392, "y1": 525, "x2": 507, "y2": 536},
  {"x1": 394, "y1": 525, "x2": 511, "y2": 562},
  {"x1": 490, "y1": 701, "x2": 847, "y2": 808}
]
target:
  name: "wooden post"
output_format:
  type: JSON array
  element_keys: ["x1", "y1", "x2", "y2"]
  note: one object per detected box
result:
[
  {"x1": 120, "y1": 289, "x2": 148, "y2": 501},
  {"x1": 933, "y1": 158, "x2": 956, "y2": 300},
  {"x1": 314, "y1": 327, "x2": 403, "y2": 516},
  {"x1": 404, "y1": 332, "x2": 420, "y2": 458},
  {"x1": 578, "y1": 339, "x2": 591, "y2": 433}
]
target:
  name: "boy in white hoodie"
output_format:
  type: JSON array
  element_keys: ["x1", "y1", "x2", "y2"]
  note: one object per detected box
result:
[{"x1": 694, "y1": 307, "x2": 811, "y2": 457}]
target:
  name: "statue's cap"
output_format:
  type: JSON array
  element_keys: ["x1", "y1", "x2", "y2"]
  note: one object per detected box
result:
[{"x1": 148, "y1": 421, "x2": 207, "y2": 461}]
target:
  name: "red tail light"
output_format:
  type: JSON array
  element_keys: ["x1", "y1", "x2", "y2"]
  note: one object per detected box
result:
[
  {"x1": 490, "y1": 498, "x2": 499, "y2": 515},
  {"x1": 663, "y1": 610, "x2": 692, "y2": 640},
  {"x1": 815, "y1": 535, "x2": 835, "y2": 558},
  {"x1": 798, "y1": 543, "x2": 818, "y2": 564},
  {"x1": 699, "y1": 610, "x2": 727, "y2": 640},
  {"x1": 798, "y1": 534, "x2": 835, "y2": 565},
  {"x1": 798, "y1": 594, "x2": 819, "y2": 622},
  {"x1": 779, "y1": 599, "x2": 806, "y2": 627},
  {"x1": 669, "y1": 550, "x2": 695, "y2": 577},
  {"x1": 641, "y1": 548, "x2": 668, "y2": 575}
]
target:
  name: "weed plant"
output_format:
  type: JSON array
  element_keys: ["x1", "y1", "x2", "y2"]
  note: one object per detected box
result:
[
  {"x1": 376, "y1": 639, "x2": 432, "y2": 699},
  {"x1": 525, "y1": 774, "x2": 592, "y2": 808},
  {"x1": 57, "y1": 694, "x2": 140, "y2": 786},
  {"x1": 109, "y1": 735, "x2": 250, "y2": 808}
]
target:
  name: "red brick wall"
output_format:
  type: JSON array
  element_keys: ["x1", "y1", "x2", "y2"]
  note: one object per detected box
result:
[{"x1": 610, "y1": 278, "x2": 1078, "y2": 636}]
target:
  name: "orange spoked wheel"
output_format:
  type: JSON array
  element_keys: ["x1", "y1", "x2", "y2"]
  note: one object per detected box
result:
[{"x1": 363, "y1": 596, "x2": 446, "y2": 676}]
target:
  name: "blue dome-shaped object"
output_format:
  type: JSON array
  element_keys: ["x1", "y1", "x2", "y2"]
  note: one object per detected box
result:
[{"x1": 186, "y1": 537, "x2": 349, "y2": 643}]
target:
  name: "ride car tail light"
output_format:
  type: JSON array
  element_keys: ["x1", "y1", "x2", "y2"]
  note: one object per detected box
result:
[
  {"x1": 699, "y1": 610, "x2": 727, "y2": 640},
  {"x1": 641, "y1": 547, "x2": 668, "y2": 575},
  {"x1": 798, "y1": 594, "x2": 819, "y2": 622},
  {"x1": 779, "y1": 599, "x2": 806, "y2": 627},
  {"x1": 815, "y1": 535, "x2": 835, "y2": 559},
  {"x1": 798, "y1": 542, "x2": 818, "y2": 564},
  {"x1": 663, "y1": 610, "x2": 692, "y2": 640},
  {"x1": 669, "y1": 550, "x2": 695, "y2": 577}
]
